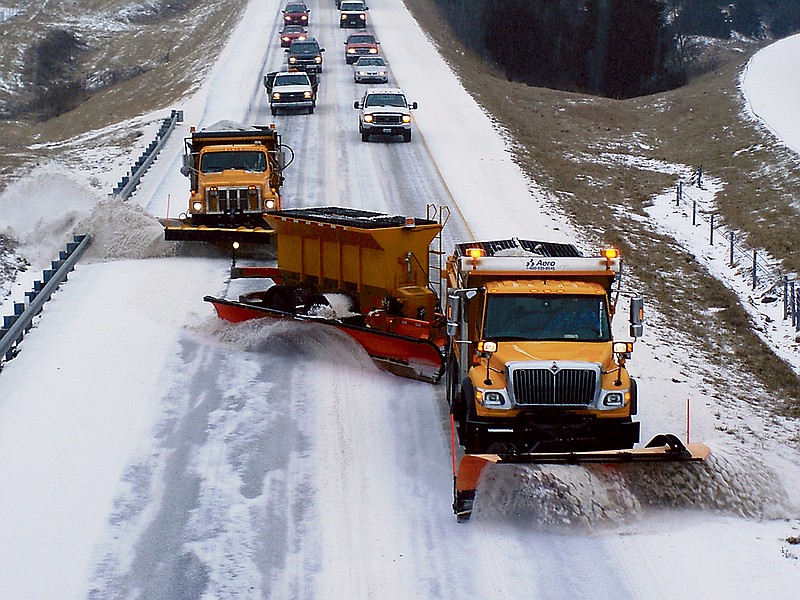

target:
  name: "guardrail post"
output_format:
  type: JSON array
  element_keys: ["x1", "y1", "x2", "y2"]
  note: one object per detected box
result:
[
  {"x1": 752, "y1": 250, "x2": 757, "y2": 290},
  {"x1": 676, "y1": 182, "x2": 682, "y2": 206},
  {"x1": 729, "y1": 231, "x2": 735, "y2": 267}
]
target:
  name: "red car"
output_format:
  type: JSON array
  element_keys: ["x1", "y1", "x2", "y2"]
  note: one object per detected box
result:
[
  {"x1": 279, "y1": 24, "x2": 308, "y2": 48},
  {"x1": 283, "y1": 2, "x2": 309, "y2": 26},
  {"x1": 344, "y1": 33, "x2": 379, "y2": 64}
]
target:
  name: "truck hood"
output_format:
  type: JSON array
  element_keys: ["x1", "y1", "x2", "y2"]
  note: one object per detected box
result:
[
  {"x1": 200, "y1": 172, "x2": 268, "y2": 185},
  {"x1": 491, "y1": 340, "x2": 613, "y2": 368},
  {"x1": 363, "y1": 106, "x2": 408, "y2": 115},
  {"x1": 272, "y1": 83, "x2": 311, "y2": 93}
]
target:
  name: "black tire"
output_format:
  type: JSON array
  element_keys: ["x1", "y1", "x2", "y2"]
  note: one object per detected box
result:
[
  {"x1": 361, "y1": 130, "x2": 369, "y2": 142},
  {"x1": 270, "y1": 106, "x2": 277, "y2": 116},
  {"x1": 402, "y1": 130, "x2": 411, "y2": 143},
  {"x1": 262, "y1": 285, "x2": 296, "y2": 313},
  {"x1": 308, "y1": 105, "x2": 314, "y2": 114}
]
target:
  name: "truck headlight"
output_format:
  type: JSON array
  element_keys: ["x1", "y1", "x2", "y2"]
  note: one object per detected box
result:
[
  {"x1": 601, "y1": 391, "x2": 626, "y2": 408},
  {"x1": 192, "y1": 201, "x2": 203, "y2": 212},
  {"x1": 476, "y1": 389, "x2": 506, "y2": 407},
  {"x1": 289, "y1": 57, "x2": 297, "y2": 64},
  {"x1": 272, "y1": 92, "x2": 281, "y2": 100},
  {"x1": 265, "y1": 199, "x2": 275, "y2": 209},
  {"x1": 363, "y1": 114, "x2": 374, "y2": 123},
  {"x1": 304, "y1": 91, "x2": 312, "y2": 99},
  {"x1": 369, "y1": 48, "x2": 377, "y2": 53},
  {"x1": 315, "y1": 56, "x2": 322, "y2": 63},
  {"x1": 402, "y1": 114, "x2": 411, "y2": 124}
]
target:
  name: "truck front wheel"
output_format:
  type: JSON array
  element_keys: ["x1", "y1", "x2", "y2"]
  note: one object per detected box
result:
[
  {"x1": 361, "y1": 131, "x2": 369, "y2": 142},
  {"x1": 402, "y1": 130, "x2": 411, "y2": 143}
]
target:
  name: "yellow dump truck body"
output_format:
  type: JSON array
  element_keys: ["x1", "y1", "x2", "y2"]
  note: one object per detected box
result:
[{"x1": 265, "y1": 207, "x2": 441, "y2": 317}]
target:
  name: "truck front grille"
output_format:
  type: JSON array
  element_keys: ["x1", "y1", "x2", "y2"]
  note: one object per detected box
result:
[
  {"x1": 510, "y1": 366, "x2": 597, "y2": 406},
  {"x1": 373, "y1": 114, "x2": 402, "y2": 125},
  {"x1": 206, "y1": 187, "x2": 260, "y2": 214}
]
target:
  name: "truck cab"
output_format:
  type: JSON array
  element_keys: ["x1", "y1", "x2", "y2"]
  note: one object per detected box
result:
[
  {"x1": 445, "y1": 239, "x2": 643, "y2": 454},
  {"x1": 179, "y1": 122, "x2": 285, "y2": 230}
]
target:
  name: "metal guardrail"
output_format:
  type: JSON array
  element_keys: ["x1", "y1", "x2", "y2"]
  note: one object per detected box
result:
[
  {"x1": 0, "y1": 234, "x2": 92, "y2": 366},
  {"x1": 111, "y1": 109, "x2": 183, "y2": 200},
  {"x1": 0, "y1": 107, "x2": 183, "y2": 370}
]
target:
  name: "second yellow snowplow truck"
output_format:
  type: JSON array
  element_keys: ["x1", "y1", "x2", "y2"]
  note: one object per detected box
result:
[
  {"x1": 445, "y1": 238, "x2": 644, "y2": 455},
  {"x1": 164, "y1": 121, "x2": 291, "y2": 243}
]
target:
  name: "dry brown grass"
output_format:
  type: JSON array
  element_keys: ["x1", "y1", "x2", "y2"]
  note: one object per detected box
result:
[{"x1": 0, "y1": 0, "x2": 249, "y2": 192}]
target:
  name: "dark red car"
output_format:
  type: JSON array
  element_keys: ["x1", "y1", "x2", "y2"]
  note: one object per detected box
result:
[
  {"x1": 279, "y1": 24, "x2": 308, "y2": 48},
  {"x1": 283, "y1": 2, "x2": 310, "y2": 26},
  {"x1": 344, "y1": 33, "x2": 379, "y2": 64}
]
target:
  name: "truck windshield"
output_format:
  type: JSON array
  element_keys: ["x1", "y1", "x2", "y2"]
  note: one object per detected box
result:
[
  {"x1": 365, "y1": 94, "x2": 406, "y2": 108},
  {"x1": 201, "y1": 151, "x2": 267, "y2": 173},
  {"x1": 483, "y1": 294, "x2": 611, "y2": 342},
  {"x1": 276, "y1": 74, "x2": 309, "y2": 86}
]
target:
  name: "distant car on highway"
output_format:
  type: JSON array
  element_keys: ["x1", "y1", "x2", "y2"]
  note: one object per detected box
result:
[
  {"x1": 353, "y1": 56, "x2": 388, "y2": 83},
  {"x1": 264, "y1": 70, "x2": 317, "y2": 115},
  {"x1": 283, "y1": 2, "x2": 310, "y2": 26},
  {"x1": 279, "y1": 24, "x2": 308, "y2": 48},
  {"x1": 354, "y1": 87, "x2": 417, "y2": 142},
  {"x1": 287, "y1": 38, "x2": 325, "y2": 73},
  {"x1": 344, "y1": 33, "x2": 379, "y2": 64},
  {"x1": 339, "y1": 0, "x2": 368, "y2": 28}
]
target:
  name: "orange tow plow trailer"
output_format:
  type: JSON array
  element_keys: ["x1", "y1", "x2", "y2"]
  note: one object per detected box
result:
[{"x1": 204, "y1": 206, "x2": 448, "y2": 383}]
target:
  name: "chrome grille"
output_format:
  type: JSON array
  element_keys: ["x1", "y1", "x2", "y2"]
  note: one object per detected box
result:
[
  {"x1": 207, "y1": 187, "x2": 259, "y2": 214},
  {"x1": 510, "y1": 366, "x2": 597, "y2": 406}
]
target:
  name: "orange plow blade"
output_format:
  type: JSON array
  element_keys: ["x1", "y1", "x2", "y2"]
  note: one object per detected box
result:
[
  {"x1": 453, "y1": 433, "x2": 711, "y2": 522},
  {"x1": 205, "y1": 295, "x2": 445, "y2": 383}
]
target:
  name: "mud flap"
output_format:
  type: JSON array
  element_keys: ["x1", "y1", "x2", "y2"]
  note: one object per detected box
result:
[{"x1": 453, "y1": 434, "x2": 711, "y2": 521}]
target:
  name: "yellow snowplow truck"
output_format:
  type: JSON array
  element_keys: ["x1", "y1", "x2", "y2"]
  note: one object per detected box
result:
[
  {"x1": 443, "y1": 239, "x2": 710, "y2": 520},
  {"x1": 164, "y1": 121, "x2": 291, "y2": 244}
]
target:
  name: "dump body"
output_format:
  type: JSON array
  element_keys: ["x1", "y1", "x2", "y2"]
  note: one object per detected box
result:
[
  {"x1": 445, "y1": 239, "x2": 641, "y2": 454},
  {"x1": 164, "y1": 122, "x2": 286, "y2": 243},
  {"x1": 265, "y1": 207, "x2": 441, "y2": 319}
]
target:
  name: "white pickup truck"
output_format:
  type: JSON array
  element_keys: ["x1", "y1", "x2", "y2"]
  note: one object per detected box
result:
[
  {"x1": 353, "y1": 87, "x2": 417, "y2": 142},
  {"x1": 264, "y1": 71, "x2": 318, "y2": 115}
]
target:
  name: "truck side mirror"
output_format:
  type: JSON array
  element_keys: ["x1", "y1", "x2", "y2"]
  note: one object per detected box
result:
[
  {"x1": 353, "y1": 101, "x2": 360, "y2": 109},
  {"x1": 410, "y1": 102, "x2": 418, "y2": 110},
  {"x1": 629, "y1": 297, "x2": 644, "y2": 339},
  {"x1": 446, "y1": 293, "x2": 461, "y2": 334}
]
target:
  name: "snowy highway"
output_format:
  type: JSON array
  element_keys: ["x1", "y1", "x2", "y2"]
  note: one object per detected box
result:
[{"x1": 1, "y1": 1, "x2": 799, "y2": 599}]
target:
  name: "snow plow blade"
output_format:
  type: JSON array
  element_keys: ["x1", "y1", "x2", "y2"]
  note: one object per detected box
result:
[
  {"x1": 453, "y1": 434, "x2": 711, "y2": 522},
  {"x1": 205, "y1": 296, "x2": 445, "y2": 383},
  {"x1": 163, "y1": 220, "x2": 274, "y2": 244}
]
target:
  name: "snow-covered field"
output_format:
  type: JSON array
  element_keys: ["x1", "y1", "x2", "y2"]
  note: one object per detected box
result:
[{"x1": 0, "y1": 2, "x2": 799, "y2": 598}]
